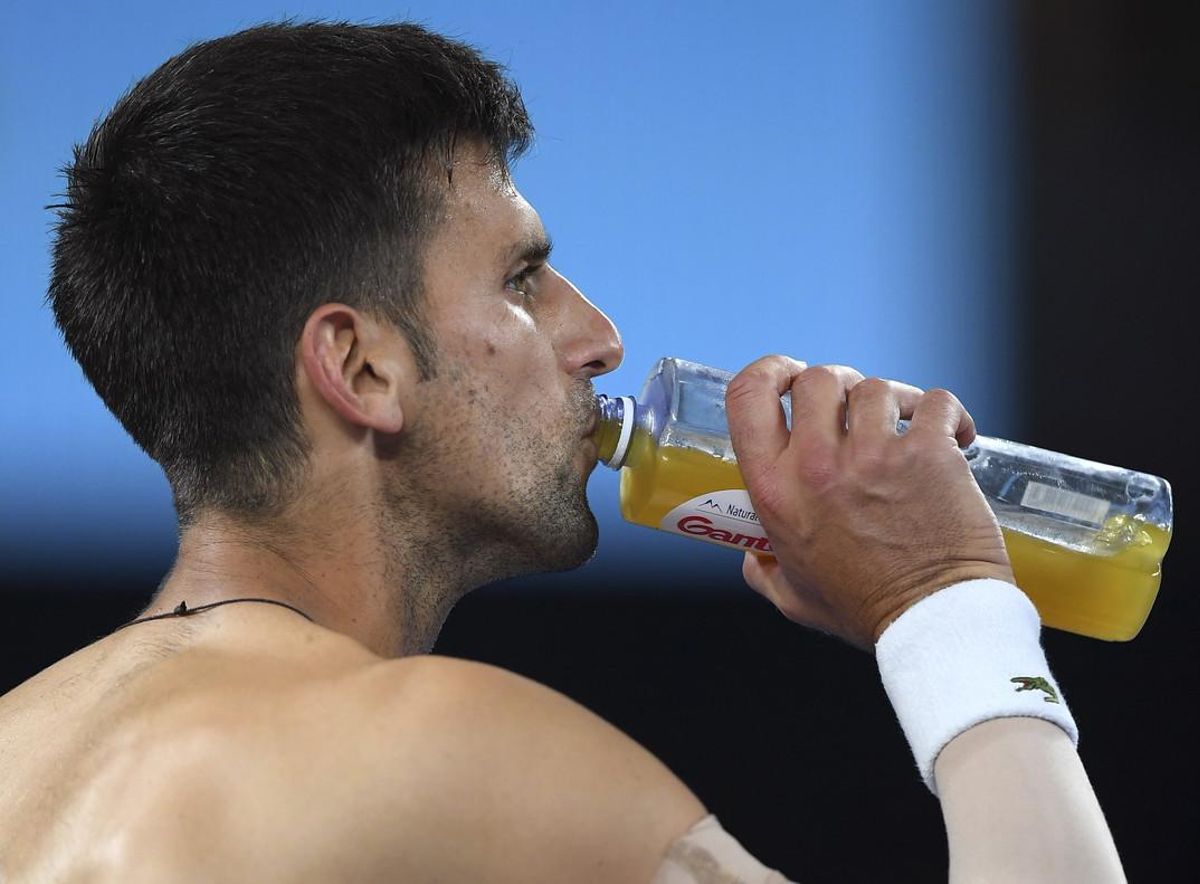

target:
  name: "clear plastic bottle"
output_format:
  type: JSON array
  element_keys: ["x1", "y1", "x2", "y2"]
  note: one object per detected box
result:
[{"x1": 595, "y1": 357, "x2": 1173, "y2": 641}]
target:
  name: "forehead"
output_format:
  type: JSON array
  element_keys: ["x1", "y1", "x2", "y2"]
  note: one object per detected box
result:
[{"x1": 433, "y1": 149, "x2": 542, "y2": 252}]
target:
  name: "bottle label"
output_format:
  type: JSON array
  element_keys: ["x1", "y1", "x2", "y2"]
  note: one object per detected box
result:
[
  {"x1": 660, "y1": 490, "x2": 773, "y2": 553},
  {"x1": 1020, "y1": 481, "x2": 1110, "y2": 527}
]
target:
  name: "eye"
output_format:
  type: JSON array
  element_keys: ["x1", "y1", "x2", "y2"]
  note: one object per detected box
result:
[{"x1": 505, "y1": 264, "x2": 542, "y2": 300}]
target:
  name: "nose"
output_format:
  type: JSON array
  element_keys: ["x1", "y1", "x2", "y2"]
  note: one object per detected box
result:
[{"x1": 552, "y1": 269, "x2": 624, "y2": 379}]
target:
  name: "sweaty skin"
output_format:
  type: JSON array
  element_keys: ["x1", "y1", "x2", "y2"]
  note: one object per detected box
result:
[
  {"x1": 0, "y1": 608, "x2": 708, "y2": 882},
  {"x1": 1, "y1": 156, "x2": 1124, "y2": 881},
  {"x1": 0, "y1": 147, "x2": 711, "y2": 882}
]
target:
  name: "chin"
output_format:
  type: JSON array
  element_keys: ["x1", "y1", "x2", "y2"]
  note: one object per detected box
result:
[
  {"x1": 534, "y1": 506, "x2": 599, "y2": 573},
  {"x1": 483, "y1": 454, "x2": 601, "y2": 579}
]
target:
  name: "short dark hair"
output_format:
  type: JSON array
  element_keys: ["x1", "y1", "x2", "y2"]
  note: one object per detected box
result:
[{"x1": 47, "y1": 21, "x2": 532, "y2": 526}]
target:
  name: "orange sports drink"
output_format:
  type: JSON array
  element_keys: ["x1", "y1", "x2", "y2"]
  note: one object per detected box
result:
[{"x1": 595, "y1": 358, "x2": 1173, "y2": 641}]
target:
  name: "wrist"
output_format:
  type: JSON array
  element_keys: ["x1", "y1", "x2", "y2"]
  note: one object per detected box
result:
[
  {"x1": 870, "y1": 563, "x2": 1017, "y2": 645},
  {"x1": 874, "y1": 578, "x2": 1078, "y2": 795}
]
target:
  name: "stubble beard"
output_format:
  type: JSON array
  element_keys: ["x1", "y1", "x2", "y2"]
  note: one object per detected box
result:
[
  {"x1": 462, "y1": 377, "x2": 601, "y2": 581},
  {"x1": 517, "y1": 454, "x2": 599, "y2": 573},
  {"x1": 386, "y1": 385, "x2": 600, "y2": 591},
  {"x1": 465, "y1": 427, "x2": 600, "y2": 582}
]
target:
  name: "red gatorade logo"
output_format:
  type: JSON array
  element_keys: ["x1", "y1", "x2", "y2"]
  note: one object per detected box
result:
[{"x1": 677, "y1": 515, "x2": 773, "y2": 553}]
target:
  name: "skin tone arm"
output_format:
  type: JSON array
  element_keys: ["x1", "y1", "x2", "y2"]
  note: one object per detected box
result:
[
  {"x1": 725, "y1": 355, "x2": 1125, "y2": 883},
  {"x1": 936, "y1": 718, "x2": 1124, "y2": 883}
]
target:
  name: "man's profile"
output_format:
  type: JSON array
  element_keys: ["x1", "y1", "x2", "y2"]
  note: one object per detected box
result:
[{"x1": 1, "y1": 21, "x2": 1125, "y2": 882}]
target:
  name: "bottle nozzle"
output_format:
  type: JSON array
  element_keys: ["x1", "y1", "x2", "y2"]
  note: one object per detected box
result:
[{"x1": 594, "y1": 394, "x2": 635, "y2": 469}]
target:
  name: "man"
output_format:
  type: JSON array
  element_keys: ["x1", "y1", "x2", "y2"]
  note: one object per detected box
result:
[{"x1": 0, "y1": 22, "x2": 1123, "y2": 881}]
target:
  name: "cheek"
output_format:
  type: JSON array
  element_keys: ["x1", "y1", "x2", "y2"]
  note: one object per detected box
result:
[{"x1": 478, "y1": 332, "x2": 558, "y2": 393}]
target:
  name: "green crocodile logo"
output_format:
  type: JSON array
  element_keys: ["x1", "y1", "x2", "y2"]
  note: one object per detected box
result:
[{"x1": 1011, "y1": 676, "x2": 1060, "y2": 704}]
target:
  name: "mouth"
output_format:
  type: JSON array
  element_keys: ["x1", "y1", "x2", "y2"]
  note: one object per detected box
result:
[{"x1": 577, "y1": 383, "x2": 599, "y2": 439}]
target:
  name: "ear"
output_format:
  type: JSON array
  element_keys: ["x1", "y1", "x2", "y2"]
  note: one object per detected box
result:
[{"x1": 298, "y1": 304, "x2": 409, "y2": 435}]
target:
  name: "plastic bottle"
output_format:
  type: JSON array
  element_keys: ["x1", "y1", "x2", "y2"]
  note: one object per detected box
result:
[{"x1": 594, "y1": 357, "x2": 1173, "y2": 641}]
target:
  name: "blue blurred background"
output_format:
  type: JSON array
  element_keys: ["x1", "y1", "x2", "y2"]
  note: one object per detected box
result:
[
  {"x1": 1, "y1": 0, "x2": 1017, "y2": 585},
  {"x1": 3, "y1": 5, "x2": 1197, "y2": 880}
]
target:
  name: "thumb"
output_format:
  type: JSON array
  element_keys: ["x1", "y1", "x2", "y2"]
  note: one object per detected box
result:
[{"x1": 741, "y1": 550, "x2": 777, "y2": 595}]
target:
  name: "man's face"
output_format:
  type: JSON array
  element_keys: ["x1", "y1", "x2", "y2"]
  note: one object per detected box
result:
[{"x1": 392, "y1": 148, "x2": 623, "y2": 580}]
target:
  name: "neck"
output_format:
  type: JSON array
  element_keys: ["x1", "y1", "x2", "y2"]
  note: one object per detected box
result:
[{"x1": 146, "y1": 501, "x2": 473, "y2": 657}]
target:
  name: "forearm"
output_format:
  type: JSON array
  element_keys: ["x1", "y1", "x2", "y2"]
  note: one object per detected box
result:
[
  {"x1": 935, "y1": 717, "x2": 1125, "y2": 883},
  {"x1": 875, "y1": 580, "x2": 1124, "y2": 882}
]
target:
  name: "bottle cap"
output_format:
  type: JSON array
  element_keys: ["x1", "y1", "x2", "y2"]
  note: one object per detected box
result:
[{"x1": 610, "y1": 396, "x2": 635, "y2": 468}]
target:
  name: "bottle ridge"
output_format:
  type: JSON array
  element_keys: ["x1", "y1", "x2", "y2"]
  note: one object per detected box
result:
[{"x1": 595, "y1": 357, "x2": 1173, "y2": 641}]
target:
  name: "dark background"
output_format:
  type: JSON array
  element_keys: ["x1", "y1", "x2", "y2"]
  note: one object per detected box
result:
[{"x1": 3, "y1": 4, "x2": 1196, "y2": 881}]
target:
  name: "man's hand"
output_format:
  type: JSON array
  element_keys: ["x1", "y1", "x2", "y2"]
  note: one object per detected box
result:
[{"x1": 725, "y1": 355, "x2": 1015, "y2": 650}]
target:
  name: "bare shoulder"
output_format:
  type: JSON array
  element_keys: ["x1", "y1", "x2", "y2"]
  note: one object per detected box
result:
[
  {"x1": 364, "y1": 654, "x2": 694, "y2": 797},
  {"x1": 112, "y1": 653, "x2": 706, "y2": 883},
  {"x1": 338, "y1": 654, "x2": 710, "y2": 883},
  {"x1": 1, "y1": 635, "x2": 708, "y2": 883}
]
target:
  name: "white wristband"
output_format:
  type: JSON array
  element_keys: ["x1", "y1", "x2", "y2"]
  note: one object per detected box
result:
[{"x1": 875, "y1": 578, "x2": 1078, "y2": 796}]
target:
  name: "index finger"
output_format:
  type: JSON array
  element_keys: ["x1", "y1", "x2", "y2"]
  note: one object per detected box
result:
[{"x1": 725, "y1": 355, "x2": 807, "y2": 474}]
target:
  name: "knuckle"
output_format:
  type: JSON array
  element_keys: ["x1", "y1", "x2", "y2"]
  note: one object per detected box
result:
[
  {"x1": 797, "y1": 457, "x2": 838, "y2": 493},
  {"x1": 795, "y1": 364, "x2": 835, "y2": 389},
  {"x1": 850, "y1": 376, "x2": 891, "y2": 399},
  {"x1": 797, "y1": 363, "x2": 865, "y2": 391},
  {"x1": 763, "y1": 353, "x2": 802, "y2": 371},
  {"x1": 925, "y1": 387, "x2": 961, "y2": 408},
  {"x1": 830, "y1": 364, "x2": 867, "y2": 384},
  {"x1": 752, "y1": 354, "x2": 799, "y2": 378},
  {"x1": 892, "y1": 379, "x2": 925, "y2": 397},
  {"x1": 727, "y1": 355, "x2": 794, "y2": 402}
]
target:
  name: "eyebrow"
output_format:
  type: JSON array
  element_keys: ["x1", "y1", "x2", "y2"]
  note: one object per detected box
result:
[{"x1": 504, "y1": 232, "x2": 554, "y2": 267}]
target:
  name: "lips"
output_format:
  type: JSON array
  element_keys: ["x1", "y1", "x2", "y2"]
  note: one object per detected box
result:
[
  {"x1": 576, "y1": 383, "x2": 599, "y2": 439},
  {"x1": 580, "y1": 396, "x2": 599, "y2": 438}
]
